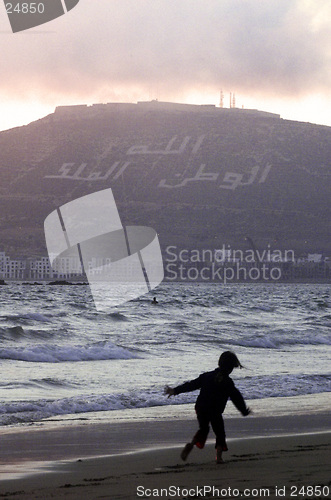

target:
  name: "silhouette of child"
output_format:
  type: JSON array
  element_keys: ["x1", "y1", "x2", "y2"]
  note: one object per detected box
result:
[{"x1": 164, "y1": 351, "x2": 251, "y2": 463}]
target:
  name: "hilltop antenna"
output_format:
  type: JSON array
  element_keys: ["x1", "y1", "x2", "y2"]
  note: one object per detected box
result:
[
  {"x1": 230, "y1": 92, "x2": 232, "y2": 108},
  {"x1": 219, "y1": 90, "x2": 224, "y2": 108},
  {"x1": 232, "y1": 93, "x2": 236, "y2": 108}
]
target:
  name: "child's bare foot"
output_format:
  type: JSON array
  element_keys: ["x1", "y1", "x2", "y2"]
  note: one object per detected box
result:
[
  {"x1": 180, "y1": 442, "x2": 194, "y2": 461},
  {"x1": 216, "y1": 446, "x2": 224, "y2": 464}
]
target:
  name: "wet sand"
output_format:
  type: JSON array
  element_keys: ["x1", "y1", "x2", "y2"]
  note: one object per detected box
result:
[{"x1": 0, "y1": 404, "x2": 330, "y2": 499}]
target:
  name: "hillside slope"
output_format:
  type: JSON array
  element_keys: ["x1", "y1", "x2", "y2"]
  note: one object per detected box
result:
[{"x1": 0, "y1": 101, "x2": 330, "y2": 257}]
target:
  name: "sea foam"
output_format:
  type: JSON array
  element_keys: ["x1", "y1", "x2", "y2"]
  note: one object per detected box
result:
[{"x1": 0, "y1": 341, "x2": 138, "y2": 363}]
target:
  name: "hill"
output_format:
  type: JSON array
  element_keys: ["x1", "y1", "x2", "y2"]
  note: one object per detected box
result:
[{"x1": 0, "y1": 101, "x2": 330, "y2": 258}]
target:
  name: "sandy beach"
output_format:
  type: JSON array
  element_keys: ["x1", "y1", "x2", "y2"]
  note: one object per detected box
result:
[
  {"x1": 0, "y1": 397, "x2": 330, "y2": 500},
  {"x1": 1, "y1": 433, "x2": 330, "y2": 500}
]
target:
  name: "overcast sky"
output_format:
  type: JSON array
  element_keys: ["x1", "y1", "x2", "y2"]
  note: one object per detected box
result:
[{"x1": 1, "y1": 0, "x2": 331, "y2": 131}]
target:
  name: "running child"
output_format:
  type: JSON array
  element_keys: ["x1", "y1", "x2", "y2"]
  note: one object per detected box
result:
[{"x1": 164, "y1": 351, "x2": 251, "y2": 463}]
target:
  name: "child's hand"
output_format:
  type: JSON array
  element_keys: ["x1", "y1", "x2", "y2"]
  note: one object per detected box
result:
[{"x1": 164, "y1": 385, "x2": 175, "y2": 398}]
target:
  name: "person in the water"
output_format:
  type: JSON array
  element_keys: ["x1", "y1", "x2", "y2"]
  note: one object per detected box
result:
[
  {"x1": 151, "y1": 297, "x2": 158, "y2": 304},
  {"x1": 164, "y1": 351, "x2": 251, "y2": 463}
]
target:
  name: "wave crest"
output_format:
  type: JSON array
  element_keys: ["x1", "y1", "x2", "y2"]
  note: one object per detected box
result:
[{"x1": 0, "y1": 341, "x2": 138, "y2": 363}]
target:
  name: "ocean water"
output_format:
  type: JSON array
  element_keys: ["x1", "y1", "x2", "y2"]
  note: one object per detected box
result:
[{"x1": 0, "y1": 282, "x2": 330, "y2": 426}]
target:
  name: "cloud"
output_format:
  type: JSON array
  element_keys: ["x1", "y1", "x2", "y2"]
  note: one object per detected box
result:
[{"x1": 1, "y1": 0, "x2": 331, "y2": 105}]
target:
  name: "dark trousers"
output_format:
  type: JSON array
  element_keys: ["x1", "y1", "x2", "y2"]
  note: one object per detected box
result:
[{"x1": 193, "y1": 409, "x2": 228, "y2": 450}]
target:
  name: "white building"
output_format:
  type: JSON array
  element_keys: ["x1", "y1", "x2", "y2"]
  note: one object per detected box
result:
[
  {"x1": 0, "y1": 251, "x2": 85, "y2": 280},
  {"x1": 29, "y1": 257, "x2": 53, "y2": 279},
  {"x1": 4, "y1": 257, "x2": 26, "y2": 279}
]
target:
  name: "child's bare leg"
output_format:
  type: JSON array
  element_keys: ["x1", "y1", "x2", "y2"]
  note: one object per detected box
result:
[
  {"x1": 180, "y1": 441, "x2": 194, "y2": 461},
  {"x1": 180, "y1": 430, "x2": 208, "y2": 461},
  {"x1": 216, "y1": 446, "x2": 224, "y2": 464},
  {"x1": 211, "y1": 415, "x2": 227, "y2": 463},
  {"x1": 180, "y1": 414, "x2": 209, "y2": 462}
]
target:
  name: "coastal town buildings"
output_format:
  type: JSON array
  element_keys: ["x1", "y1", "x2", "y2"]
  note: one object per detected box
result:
[{"x1": 0, "y1": 250, "x2": 329, "y2": 282}]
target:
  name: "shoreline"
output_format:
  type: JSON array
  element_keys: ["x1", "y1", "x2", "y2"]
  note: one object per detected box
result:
[
  {"x1": 2, "y1": 392, "x2": 330, "y2": 433},
  {"x1": 2, "y1": 278, "x2": 331, "y2": 284},
  {"x1": 0, "y1": 396, "x2": 330, "y2": 467},
  {"x1": 2, "y1": 411, "x2": 329, "y2": 464}
]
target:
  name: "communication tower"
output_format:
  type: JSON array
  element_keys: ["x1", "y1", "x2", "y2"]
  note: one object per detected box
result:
[{"x1": 219, "y1": 90, "x2": 224, "y2": 108}]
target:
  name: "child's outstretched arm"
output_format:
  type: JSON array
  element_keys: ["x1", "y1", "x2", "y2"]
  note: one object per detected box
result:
[{"x1": 164, "y1": 376, "x2": 202, "y2": 399}]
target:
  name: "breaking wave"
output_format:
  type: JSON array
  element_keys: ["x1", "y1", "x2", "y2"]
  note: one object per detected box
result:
[
  {"x1": 0, "y1": 341, "x2": 139, "y2": 363},
  {"x1": 0, "y1": 373, "x2": 329, "y2": 426}
]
